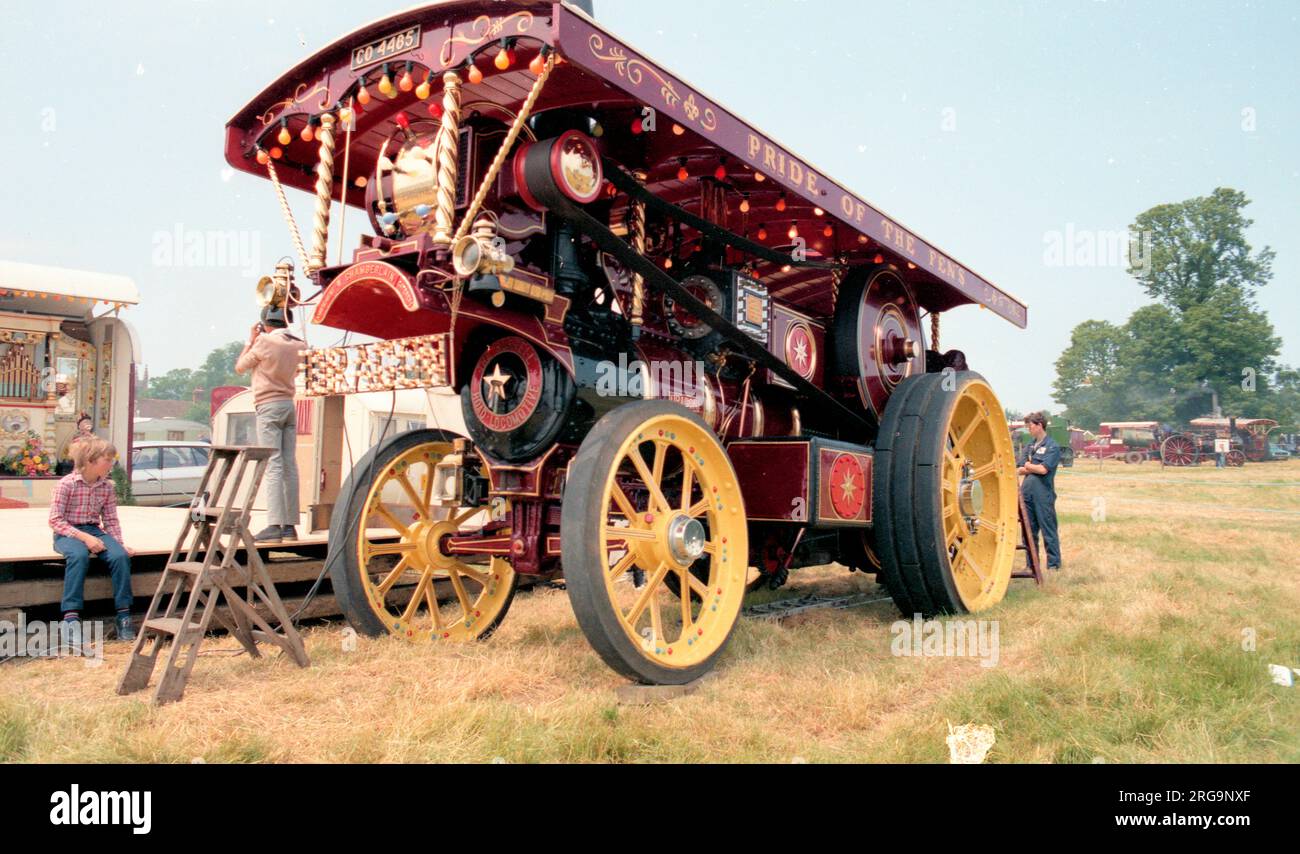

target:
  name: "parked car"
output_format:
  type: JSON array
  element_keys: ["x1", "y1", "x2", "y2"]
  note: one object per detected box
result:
[
  {"x1": 1267, "y1": 444, "x2": 1291, "y2": 461},
  {"x1": 131, "y1": 441, "x2": 211, "y2": 506}
]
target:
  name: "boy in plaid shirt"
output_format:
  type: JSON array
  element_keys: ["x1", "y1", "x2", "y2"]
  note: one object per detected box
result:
[{"x1": 49, "y1": 438, "x2": 136, "y2": 640}]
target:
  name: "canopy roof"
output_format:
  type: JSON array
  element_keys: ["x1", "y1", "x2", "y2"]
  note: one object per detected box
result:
[
  {"x1": 0, "y1": 260, "x2": 140, "y2": 307},
  {"x1": 225, "y1": 0, "x2": 1026, "y2": 327}
]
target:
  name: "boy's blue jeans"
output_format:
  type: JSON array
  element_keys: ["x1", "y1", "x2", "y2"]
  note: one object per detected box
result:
[{"x1": 53, "y1": 525, "x2": 133, "y2": 613}]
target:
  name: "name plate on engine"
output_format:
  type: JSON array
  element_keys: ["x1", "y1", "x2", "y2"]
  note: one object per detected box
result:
[{"x1": 300, "y1": 333, "x2": 451, "y2": 397}]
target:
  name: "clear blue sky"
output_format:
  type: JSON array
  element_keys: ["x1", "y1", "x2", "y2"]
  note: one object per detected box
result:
[{"x1": 2, "y1": 0, "x2": 1296, "y2": 412}]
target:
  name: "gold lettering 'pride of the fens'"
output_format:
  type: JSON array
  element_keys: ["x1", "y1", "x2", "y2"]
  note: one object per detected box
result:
[{"x1": 747, "y1": 134, "x2": 972, "y2": 290}]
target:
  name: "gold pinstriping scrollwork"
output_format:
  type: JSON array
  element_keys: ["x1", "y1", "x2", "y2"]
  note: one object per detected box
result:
[
  {"x1": 258, "y1": 81, "x2": 333, "y2": 127},
  {"x1": 440, "y1": 12, "x2": 535, "y2": 65},
  {"x1": 589, "y1": 35, "x2": 717, "y2": 132}
]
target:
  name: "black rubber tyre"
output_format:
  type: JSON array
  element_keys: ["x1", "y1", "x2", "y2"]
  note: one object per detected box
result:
[
  {"x1": 872, "y1": 371, "x2": 1015, "y2": 617},
  {"x1": 328, "y1": 428, "x2": 518, "y2": 640}
]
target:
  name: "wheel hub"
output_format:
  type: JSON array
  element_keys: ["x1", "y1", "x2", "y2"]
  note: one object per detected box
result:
[
  {"x1": 666, "y1": 514, "x2": 706, "y2": 566},
  {"x1": 413, "y1": 519, "x2": 460, "y2": 571}
]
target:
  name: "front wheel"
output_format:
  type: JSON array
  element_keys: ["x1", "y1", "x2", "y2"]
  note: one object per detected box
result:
[
  {"x1": 328, "y1": 429, "x2": 518, "y2": 642},
  {"x1": 872, "y1": 372, "x2": 1019, "y2": 617},
  {"x1": 561, "y1": 401, "x2": 749, "y2": 685}
]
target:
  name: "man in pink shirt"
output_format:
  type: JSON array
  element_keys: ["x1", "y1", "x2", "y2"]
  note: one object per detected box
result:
[{"x1": 235, "y1": 305, "x2": 307, "y2": 543}]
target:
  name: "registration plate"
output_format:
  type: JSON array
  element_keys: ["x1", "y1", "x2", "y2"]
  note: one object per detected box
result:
[{"x1": 350, "y1": 25, "x2": 421, "y2": 71}]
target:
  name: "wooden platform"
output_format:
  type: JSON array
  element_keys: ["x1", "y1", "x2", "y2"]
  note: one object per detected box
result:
[{"x1": 0, "y1": 507, "x2": 324, "y2": 563}]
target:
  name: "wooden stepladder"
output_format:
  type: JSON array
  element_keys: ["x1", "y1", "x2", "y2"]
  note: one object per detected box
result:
[
  {"x1": 116, "y1": 446, "x2": 309, "y2": 705},
  {"x1": 1011, "y1": 489, "x2": 1044, "y2": 586}
]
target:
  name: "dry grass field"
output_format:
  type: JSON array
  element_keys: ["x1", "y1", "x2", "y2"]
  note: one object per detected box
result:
[{"x1": 3, "y1": 459, "x2": 1298, "y2": 763}]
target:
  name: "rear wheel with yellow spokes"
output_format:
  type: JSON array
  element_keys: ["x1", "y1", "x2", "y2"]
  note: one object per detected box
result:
[
  {"x1": 873, "y1": 372, "x2": 1017, "y2": 616},
  {"x1": 562, "y1": 401, "x2": 749, "y2": 685},
  {"x1": 328, "y1": 429, "x2": 518, "y2": 642}
]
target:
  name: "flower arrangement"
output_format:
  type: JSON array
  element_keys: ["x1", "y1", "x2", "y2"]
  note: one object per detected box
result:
[{"x1": 1, "y1": 431, "x2": 54, "y2": 477}]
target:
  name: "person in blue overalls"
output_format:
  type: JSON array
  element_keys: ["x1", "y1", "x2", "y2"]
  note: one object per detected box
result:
[{"x1": 1017, "y1": 412, "x2": 1062, "y2": 570}]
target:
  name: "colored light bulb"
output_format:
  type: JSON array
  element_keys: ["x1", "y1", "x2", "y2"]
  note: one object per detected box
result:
[
  {"x1": 757, "y1": 226, "x2": 768, "y2": 241},
  {"x1": 672, "y1": 123, "x2": 685, "y2": 136},
  {"x1": 823, "y1": 225, "x2": 834, "y2": 238},
  {"x1": 776, "y1": 195, "x2": 787, "y2": 212},
  {"x1": 529, "y1": 53, "x2": 546, "y2": 76},
  {"x1": 788, "y1": 223, "x2": 799, "y2": 239},
  {"x1": 495, "y1": 48, "x2": 515, "y2": 71},
  {"x1": 428, "y1": 101, "x2": 444, "y2": 119},
  {"x1": 357, "y1": 84, "x2": 371, "y2": 105},
  {"x1": 399, "y1": 70, "x2": 414, "y2": 92},
  {"x1": 739, "y1": 198, "x2": 750, "y2": 213},
  {"x1": 715, "y1": 164, "x2": 727, "y2": 181},
  {"x1": 378, "y1": 72, "x2": 394, "y2": 96},
  {"x1": 355, "y1": 176, "x2": 368, "y2": 188},
  {"x1": 754, "y1": 173, "x2": 766, "y2": 182},
  {"x1": 278, "y1": 125, "x2": 292, "y2": 146},
  {"x1": 300, "y1": 124, "x2": 315, "y2": 143},
  {"x1": 467, "y1": 64, "x2": 484, "y2": 85},
  {"x1": 631, "y1": 117, "x2": 643, "y2": 135},
  {"x1": 270, "y1": 146, "x2": 283, "y2": 160},
  {"x1": 416, "y1": 77, "x2": 431, "y2": 100},
  {"x1": 256, "y1": 149, "x2": 270, "y2": 165}
]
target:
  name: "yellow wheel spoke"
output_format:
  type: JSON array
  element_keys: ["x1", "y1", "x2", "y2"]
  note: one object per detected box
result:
[
  {"x1": 944, "y1": 519, "x2": 961, "y2": 549},
  {"x1": 375, "y1": 556, "x2": 412, "y2": 597},
  {"x1": 679, "y1": 571, "x2": 693, "y2": 629},
  {"x1": 420, "y1": 466, "x2": 434, "y2": 514},
  {"x1": 365, "y1": 541, "x2": 416, "y2": 559},
  {"x1": 648, "y1": 595, "x2": 664, "y2": 647},
  {"x1": 401, "y1": 569, "x2": 434, "y2": 623},
  {"x1": 680, "y1": 463, "x2": 695, "y2": 512},
  {"x1": 686, "y1": 571, "x2": 709, "y2": 599},
  {"x1": 608, "y1": 551, "x2": 637, "y2": 582},
  {"x1": 446, "y1": 567, "x2": 475, "y2": 616},
  {"x1": 626, "y1": 562, "x2": 670, "y2": 624},
  {"x1": 651, "y1": 441, "x2": 667, "y2": 489},
  {"x1": 372, "y1": 502, "x2": 411, "y2": 538},
  {"x1": 395, "y1": 473, "x2": 426, "y2": 515},
  {"x1": 944, "y1": 450, "x2": 961, "y2": 475},
  {"x1": 701, "y1": 541, "x2": 716, "y2": 555},
  {"x1": 606, "y1": 526, "x2": 656, "y2": 542},
  {"x1": 453, "y1": 561, "x2": 490, "y2": 586},
  {"x1": 627, "y1": 448, "x2": 670, "y2": 512},
  {"x1": 687, "y1": 498, "x2": 709, "y2": 518},
  {"x1": 963, "y1": 553, "x2": 988, "y2": 584},
  {"x1": 977, "y1": 516, "x2": 1003, "y2": 538},
  {"x1": 451, "y1": 507, "x2": 481, "y2": 529},
  {"x1": 969, "y1": 460, "x2": 999, "y2": 481},
  {"x1": 952, "y1": 418, "x2": 980, "y2": 454},
  {"x1": 610, "y1": 481, "x2": 639, "y2": 520},
  {"x1": 424, "y1": 583, "x2": 442, "y2": 629}
]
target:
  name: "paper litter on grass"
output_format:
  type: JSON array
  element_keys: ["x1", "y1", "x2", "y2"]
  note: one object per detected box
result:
[{"x1": 946, "y1": 722, "x2": 996, "y2": 764}]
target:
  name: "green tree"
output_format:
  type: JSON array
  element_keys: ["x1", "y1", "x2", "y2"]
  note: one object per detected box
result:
[
  {"x1": 1055, "y1": 188, "x2": 1285, "y2": 428},
  {"x1": 146, "y1": 341, "x2": 246, "y2": 405},
  {"x1": 146, "y1": 367, "x2": 197, "y2": 400},
  {"x1": 1051, "y1": 320, "x2": 1126, "y2": 429},
  {"x1": 1129, "y1": 187, "x2": 1274, "y2": 312}
]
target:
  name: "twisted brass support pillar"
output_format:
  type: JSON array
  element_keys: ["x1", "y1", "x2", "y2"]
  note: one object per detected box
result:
[
  {"x1": 431, "y1": 72, "x2": 464, "y2": 249},
  {"x1": 629, "y1": 171, "x2": 648, "y2": 336},
  {"x1": 308, "y1": 113, "x2": 337, "y2": 274}
]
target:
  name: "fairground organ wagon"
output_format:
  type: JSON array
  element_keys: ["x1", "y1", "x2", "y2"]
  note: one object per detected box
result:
[{"x1": 224, "y1": 0, "x2": 1030, "y2": 684}]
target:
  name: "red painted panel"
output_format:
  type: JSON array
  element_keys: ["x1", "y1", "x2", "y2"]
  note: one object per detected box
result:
[{"x1": 727, "y1": 441, "x2": 811, "y2": 523}]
